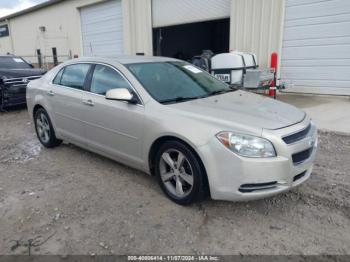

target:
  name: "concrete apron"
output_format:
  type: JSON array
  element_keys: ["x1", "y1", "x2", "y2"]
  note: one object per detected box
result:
[{"x1": 277, "y1": 93, "x2": 350, "y2": 134}]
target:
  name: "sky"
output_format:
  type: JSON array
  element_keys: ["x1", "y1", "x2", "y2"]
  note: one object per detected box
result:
[{"x1": 0, "y1": 0, "x2": 47, "y2": 18}]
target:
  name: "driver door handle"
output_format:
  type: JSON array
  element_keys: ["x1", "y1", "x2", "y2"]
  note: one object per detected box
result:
[{"x1": 82, "y1": 99, "x2": 94, "y2": 107}]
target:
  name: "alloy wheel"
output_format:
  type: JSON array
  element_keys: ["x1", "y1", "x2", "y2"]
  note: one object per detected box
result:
[
  {"x1": 159, "y1": 149, "x2": 194, "y2": 198},
  {"x1": 36, "y1": 112, "x2": 51, "y2": 144}
]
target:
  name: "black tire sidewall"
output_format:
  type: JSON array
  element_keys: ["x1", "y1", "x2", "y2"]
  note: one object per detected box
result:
[
  {"x1": 34, "y1": 108, "x2": 61, "y2": 148},
  {"x1": 154, "y1": 140, "x2": 206, "y2": 205}
]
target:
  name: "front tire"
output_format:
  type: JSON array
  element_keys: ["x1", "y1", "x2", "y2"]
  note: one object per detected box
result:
[
  {"x1": 154, "y1": 140, "x2": 207, "y2": 205},
  {"x1": 34, "y1": 108, "x2": 62, "y2": 148}
]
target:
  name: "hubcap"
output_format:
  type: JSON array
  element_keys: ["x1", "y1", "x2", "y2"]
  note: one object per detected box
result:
[
  {"x1": 159, "y1": 149, "x2": 194, "y2": 198},
  {"x1": 36, "y1": 113, "x2": 51, "y2": 143}
]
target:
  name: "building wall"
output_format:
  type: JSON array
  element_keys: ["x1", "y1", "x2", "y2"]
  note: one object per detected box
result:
[
  {"x1": 0, "y1": 0, "x2": 111, "y2": 65},
  {"x1": 0, "y1": 0, "x2": 284, "y2": 68},
  {"x1": 0, "y1": 21, "x2": 13, "y2": 54},
  {"x1": 122, "y1": 0, "x2": 153, "y2": 56},
  {"x1": 0, "y1": 0, "x2": 153, "y2": 66},
  {"x1": 230, "y1": 0, "x2": 285, "y2": 69}
]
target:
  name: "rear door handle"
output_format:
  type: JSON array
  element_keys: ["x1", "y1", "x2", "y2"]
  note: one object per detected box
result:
[
  {"x1": 82, "y1": 99, "x2": 94, "y2": 107},
  {"x1": 47, "y1": 90, "x2": 55, "y2": 96}
]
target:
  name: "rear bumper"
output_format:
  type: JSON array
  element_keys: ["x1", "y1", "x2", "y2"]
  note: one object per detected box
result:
[{"x1": 197, "y1": 117, "x2": 317, "y2": 201}]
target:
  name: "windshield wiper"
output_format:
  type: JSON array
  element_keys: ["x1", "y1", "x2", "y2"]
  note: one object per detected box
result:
[
  {"x1": 159, "y1": 96, "x2": 200, "y2": 104},
  {"x1": 206, "y1": 88, "x2": 237, "y2": 97},
  {"x1": 160, "y1": 88, "x2": 237, "y2": 104}
]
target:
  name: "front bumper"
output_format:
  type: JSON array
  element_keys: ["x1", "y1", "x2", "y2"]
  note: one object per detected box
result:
[
  {"x1": 0, "y1": 87, "x2": 27, "y2": 108},
  {"x1": 1, "y1": 75, "x2": 42, "y2": 109},
  {"x1": 197, "y1": 117, "x2": 318, "y2": 201}
]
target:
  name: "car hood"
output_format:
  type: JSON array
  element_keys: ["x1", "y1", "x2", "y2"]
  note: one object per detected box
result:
[
  {"x1": 0, "y1": 68, "x2": 46, "y2": 79},
  {"x1": 168, "y1": 90, "x2": 305, "y2": 130}
]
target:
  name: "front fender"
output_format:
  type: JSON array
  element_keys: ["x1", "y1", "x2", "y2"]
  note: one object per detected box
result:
[{"x1": 141, "y1": 108, "x2": 218, "y2": 173}]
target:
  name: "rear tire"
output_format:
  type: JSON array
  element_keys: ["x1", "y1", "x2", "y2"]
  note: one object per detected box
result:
[
  {"x1": 34, "y1": 108, "x2": 62, "y2": 148},
  {"x1": 154, "y1": 140, "x2": 207, "y2": 205}
]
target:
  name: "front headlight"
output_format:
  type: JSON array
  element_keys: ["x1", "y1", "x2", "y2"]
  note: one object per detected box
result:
[{"x1": 216, "y1": 132, "x2": 276, "y2": 158}]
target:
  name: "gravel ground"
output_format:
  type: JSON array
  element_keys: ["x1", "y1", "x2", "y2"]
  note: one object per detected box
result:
[{"x1": 0, "y1": 108, "x2": 349, "y2": 255}]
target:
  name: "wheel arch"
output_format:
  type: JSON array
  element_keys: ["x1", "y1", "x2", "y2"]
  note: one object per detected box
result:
[
  {"x1": 33, "y1": 104, "x2": 45, "y2": 118},
  {"x1": 148, "y1": 135, "x2": 210, "y2": 196},
  {"x1": 32, "y1": 103, "x2": 59, "y2": 138}
]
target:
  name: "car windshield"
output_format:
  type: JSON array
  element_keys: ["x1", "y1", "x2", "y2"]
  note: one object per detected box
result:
[
  {"x1": 0, "y1": 56, "x2": 32, "y2": 69},
  {"x1": 126, "y1": 61, "x2": 235, "y2": 104}
]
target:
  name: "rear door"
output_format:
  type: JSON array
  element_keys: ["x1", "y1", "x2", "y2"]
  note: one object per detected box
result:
[
  {"x1": 50, "y1": 63, "x2": 92, "y2": 145},
  {"x1": 80, "y1": 64, "x2": 145, "y2": 167}
]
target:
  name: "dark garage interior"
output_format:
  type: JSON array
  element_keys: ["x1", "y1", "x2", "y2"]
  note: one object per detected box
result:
[{"x1": 153, "y1": 18, "x2": 230, "y2": 61}]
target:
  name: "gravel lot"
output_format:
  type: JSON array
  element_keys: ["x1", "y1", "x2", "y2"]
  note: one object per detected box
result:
[{"x1": 0, "y1": 108, "x2": 349, "y2": 255}]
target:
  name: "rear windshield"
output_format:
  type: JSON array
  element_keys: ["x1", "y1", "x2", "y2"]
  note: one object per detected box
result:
[{"x1": 0, "y1": 57, "x2": 32, "y2": 69}]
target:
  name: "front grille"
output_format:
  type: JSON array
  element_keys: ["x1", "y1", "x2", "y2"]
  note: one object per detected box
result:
[
  {"x1": 1, "y1": 75, "x2": 42, "y2": 108},
  {"x1": 3, "y1": 75, "x2": 42, "y2": 86},
  {"x1": 292, "y1": 148, "x2": 313, "y2": 165},
  {"x1": 282, "y1": 124, "x2": 311, "y2": 144},
  {"x1": 293, "y1": 171, "x2": 307, "y2": 182},
  {"x1": 239, "y1": 181, "x2": 277, "y2": 193}
]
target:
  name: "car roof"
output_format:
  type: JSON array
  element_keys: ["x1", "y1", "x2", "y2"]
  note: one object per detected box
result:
[{"x1": 70, "y1": 56, "x2": 181, "y2": 65}]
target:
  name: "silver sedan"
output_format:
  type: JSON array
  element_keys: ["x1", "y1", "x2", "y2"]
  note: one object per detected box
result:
[{"x1": 26, "y1": 56, "x2": 318, "y2": 205}]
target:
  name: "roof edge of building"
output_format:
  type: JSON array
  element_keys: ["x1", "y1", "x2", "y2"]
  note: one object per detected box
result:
[{"x1": 0, "y1": 0, "x2": 63, "y2": 22}]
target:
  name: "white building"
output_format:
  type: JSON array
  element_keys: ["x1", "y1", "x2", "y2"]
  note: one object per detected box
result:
[{"x1": 0, "y1": 0, "x2": 349, "y2": 95}]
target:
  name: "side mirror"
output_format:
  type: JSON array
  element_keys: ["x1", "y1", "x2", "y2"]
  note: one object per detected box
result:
[{"x1": 105, "y1": 88, "x2": 138, "y2": 104}]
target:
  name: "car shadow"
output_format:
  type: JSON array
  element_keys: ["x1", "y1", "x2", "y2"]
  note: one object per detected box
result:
[
  {"x1": 57, "y1": 142, "x2": 306, "y2": 213},
  {"x1": 0, "y1": 104, "x2": 27, "y2": 113}
]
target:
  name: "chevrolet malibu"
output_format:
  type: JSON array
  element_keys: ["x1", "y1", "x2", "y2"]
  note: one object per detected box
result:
[{"x1": 26, "y1": 56, "x2": 318, "y2": 205}]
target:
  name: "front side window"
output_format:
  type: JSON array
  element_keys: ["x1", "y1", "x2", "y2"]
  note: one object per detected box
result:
[
  {"x1": 126, "y1": 62, "x2": 233, "y2": 104},
  {"x1": 60, "y1": 64, "x2": 91, "y2": 90},
  {"x1": 90, "y1": 65, "x2": 131, "y2": 95}
]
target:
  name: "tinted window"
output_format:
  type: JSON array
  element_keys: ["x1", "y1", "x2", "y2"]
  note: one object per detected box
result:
[
  {"x1": 0, "y1": 56, "x2": 31, "y2": 69},
  {"x1": 126, "y1": 62, "x2": 231, "y2": 103},
  {"x1": 90, "y1": 65, "x2": 131, "y2": 95},
  {"x1": 53, "y1": 68, "x2": 64, "y2": 85},
  {"x1": 0, "y1": 24, "x2": 9, "y2": 37},
  {"x1": 60, "y1": 64, "x2": 90, "y2": 89}
]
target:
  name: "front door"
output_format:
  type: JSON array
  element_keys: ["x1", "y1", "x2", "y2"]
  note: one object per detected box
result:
[{"x1": 80, "y1": 64, "x2": 145, "y2": 167}]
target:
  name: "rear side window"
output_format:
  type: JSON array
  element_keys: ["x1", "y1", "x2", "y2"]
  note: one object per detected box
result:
[
  {"x1": 90, "y1": 64, "x2": 131, "y2": 95},
  {"x1": 59, "y1": 64, "x2": 91, "y2": 90},
  {"x1": 53, "y1": 68, "x2": 64, "y2": 85}
]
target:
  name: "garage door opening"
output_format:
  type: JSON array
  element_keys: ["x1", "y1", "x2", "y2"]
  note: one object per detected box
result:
[{"x1": 153, "y1": 18, "x2": 230, "y2": 61}]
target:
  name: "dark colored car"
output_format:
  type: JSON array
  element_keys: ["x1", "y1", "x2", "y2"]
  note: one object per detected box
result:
[{"x1": 0, "y1": 55, "x2": 46, "y2": 110}]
